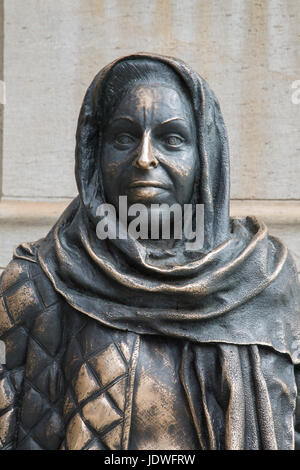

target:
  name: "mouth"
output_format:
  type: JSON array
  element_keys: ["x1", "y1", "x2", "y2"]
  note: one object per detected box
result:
[{"x1": 128, "y1": 181, "x2": 171, "y2": 189}]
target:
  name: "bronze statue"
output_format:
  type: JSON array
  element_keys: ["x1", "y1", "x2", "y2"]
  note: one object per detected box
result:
[{"x1": 0, "y1": 53, "x2": 300, "y2": 450}]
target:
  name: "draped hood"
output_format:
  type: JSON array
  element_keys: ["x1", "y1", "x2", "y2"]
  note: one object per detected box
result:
[{"x1": 16, "y1": 53, "x2": 300, "y2": 364}]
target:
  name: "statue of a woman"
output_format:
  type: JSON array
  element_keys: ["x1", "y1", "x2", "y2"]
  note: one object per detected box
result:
[{"x1": 1, "y1": 53, "x2": 300, "y2": 450}]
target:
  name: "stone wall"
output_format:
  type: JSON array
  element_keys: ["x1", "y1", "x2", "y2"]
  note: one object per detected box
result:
[{"x1": 0, "y1": 0, "x2": 299, "y2": 275}]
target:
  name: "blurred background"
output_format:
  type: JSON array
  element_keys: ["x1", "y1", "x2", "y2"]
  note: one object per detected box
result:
[{"x1": 0, "y1": 0, "x2": 299, "y2": 276}]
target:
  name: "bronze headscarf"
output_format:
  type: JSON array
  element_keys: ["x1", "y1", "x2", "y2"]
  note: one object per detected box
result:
[{"x1": 17, "y1": 53, "x2": 300, "y2": 364}]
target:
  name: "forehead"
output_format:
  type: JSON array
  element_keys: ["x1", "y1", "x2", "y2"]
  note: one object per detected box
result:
[{"x1": 113, "y1": 84, "x2": 192, "y2": 121}]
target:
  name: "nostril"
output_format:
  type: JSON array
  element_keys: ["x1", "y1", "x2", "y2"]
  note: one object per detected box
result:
[{"x1": 134, "y1": 157, "x2": 158, "y2": 169}]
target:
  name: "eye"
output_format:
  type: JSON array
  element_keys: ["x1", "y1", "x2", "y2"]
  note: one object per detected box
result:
[
  {"x1": 114, "y1": 133, "x2": 136, "y2": 146},
  {"x1": 164, "y1": 134, "x2": 185, "y2": 147}
]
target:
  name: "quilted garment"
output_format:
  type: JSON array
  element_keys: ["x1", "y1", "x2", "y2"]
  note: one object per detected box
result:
[
  {"x1": 1, "y1": 257, "x2": 300, "y2": 450},
  {"x1": 60, "y1": 316, "x2": 140, "y2": 450},
  {"x1": 0, "y1": 258, "x2": 65, "y2": 449},
  {"x1": 0, "y1": 257, "x2": 140, "y2": 450}
]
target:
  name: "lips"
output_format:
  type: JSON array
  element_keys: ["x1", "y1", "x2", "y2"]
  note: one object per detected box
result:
[{"x1": 129, "y1": 180, "x2": 171, "y2": 189}]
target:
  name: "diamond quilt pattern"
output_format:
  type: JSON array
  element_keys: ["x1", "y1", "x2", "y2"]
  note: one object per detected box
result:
[
  {"x1": 62, "y1": 320, "x2": 132, "y2": 450},
  {"x1": 0, "y1": 259, "x2": 65, "y2": 450},
  {"x1": 0, "y1": 258, "x2": 137, "y2": 450}
]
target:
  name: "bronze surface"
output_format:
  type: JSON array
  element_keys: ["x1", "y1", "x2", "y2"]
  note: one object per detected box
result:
[{"x1": 0, "y1": 54, "x2": 300, "y2": 450}]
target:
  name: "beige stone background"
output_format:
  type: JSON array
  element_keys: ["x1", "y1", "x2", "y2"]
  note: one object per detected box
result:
[{"x1": 0, "y1": 0, "x2": 299, "y2": 276}]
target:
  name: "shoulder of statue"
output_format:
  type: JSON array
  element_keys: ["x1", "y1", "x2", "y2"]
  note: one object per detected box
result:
[{"x1": 0, "y1": 249, "x2": 64, "y2": 340}]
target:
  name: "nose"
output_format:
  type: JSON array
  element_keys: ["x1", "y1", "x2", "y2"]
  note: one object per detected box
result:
[{"x1": 133, "y1": 132, "x2": 158, "y2": 170}]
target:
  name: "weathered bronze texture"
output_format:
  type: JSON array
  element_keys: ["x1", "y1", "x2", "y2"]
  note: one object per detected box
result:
[{"x1": 0, "y1": 53, "x2": 300, "y2": 450}]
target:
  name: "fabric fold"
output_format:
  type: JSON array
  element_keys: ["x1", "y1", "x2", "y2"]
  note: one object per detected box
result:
[{"x1": 179, "y1": 343, "x2": 295, "y2": 449}]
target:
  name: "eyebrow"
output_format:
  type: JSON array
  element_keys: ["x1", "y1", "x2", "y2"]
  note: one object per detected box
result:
[
  {"x1": 110, "y1": 116, "x2": 189, "y2": 132},
  {"x1": 160, "y1": 117, "x2": 187, "y2": 125},
  {"x1": 110, "y1": 115, "x2": 135, "y2": 124}
]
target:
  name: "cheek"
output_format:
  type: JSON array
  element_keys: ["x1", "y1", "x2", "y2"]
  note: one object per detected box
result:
[
  {"x1": 103, "y1": 160, "x2": 122, "y2": 181},
  {"x1": 100, "y1": 148, "x2": 121, "y2": 204},
  {"x1": 180, "y1": 150, "x2": 198, "y2": 183},
  {"x1": 160, "y1": 150, "x2": 197, "y2": 186},
  {"x1": 172, "y1": 151, "x2": 198, "y2": 203},
  {"x1": 101, "y1": 145, "x2": 123, "y2": 182}
]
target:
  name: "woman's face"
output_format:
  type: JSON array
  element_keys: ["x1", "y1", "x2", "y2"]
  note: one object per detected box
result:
[{"x1": 101, "y1": 83, "x2": 198, "y2": 210}]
